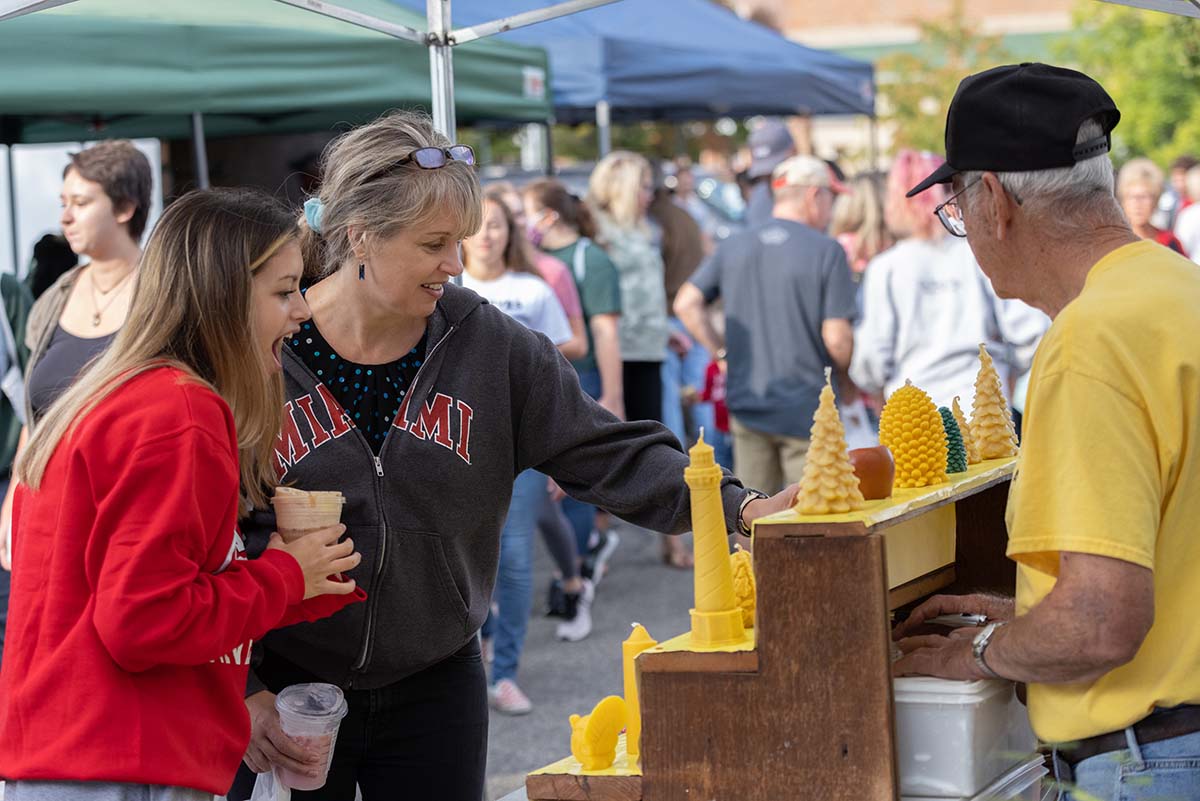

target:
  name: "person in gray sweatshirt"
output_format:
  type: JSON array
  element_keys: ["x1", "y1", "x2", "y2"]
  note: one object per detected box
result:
[{"x1": 227, "y1": 111, "x2": 797, "y2": 801}]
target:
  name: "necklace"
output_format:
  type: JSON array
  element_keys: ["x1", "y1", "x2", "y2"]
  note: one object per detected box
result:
[{"x1": 88, "y1": 266, "x2": 136, "y2": 327}]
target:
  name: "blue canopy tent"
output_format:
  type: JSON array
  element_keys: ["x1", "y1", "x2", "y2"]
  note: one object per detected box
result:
[{"x1": 392, "y1": 0, "x2": 876, "y2": 123}]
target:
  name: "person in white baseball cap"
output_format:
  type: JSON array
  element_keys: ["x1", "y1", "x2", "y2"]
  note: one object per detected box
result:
[{"x1": 770, "y1": 155, "x2": 848, "y2": 234}]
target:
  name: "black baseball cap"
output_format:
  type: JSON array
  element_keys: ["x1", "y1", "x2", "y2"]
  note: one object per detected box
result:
[{"x1": 907, "y1": 63, "x2": 1121, "y2": 197}]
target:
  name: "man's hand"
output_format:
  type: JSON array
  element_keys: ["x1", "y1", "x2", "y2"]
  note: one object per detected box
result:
[
  {"x1": 243, "y1": 691, "x2": 324, "y2": 776},
  {"x1": 741, "y1": 484, "x2": 800, "y2": 529},
  {"x1": 892, "y1": 593, "x2": 1014, "y2": 640},
  {"x1": 892, "y1": 631, "x2": 986, "y2": 680}
]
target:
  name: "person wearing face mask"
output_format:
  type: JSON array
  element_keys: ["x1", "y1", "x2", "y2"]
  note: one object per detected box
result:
[
  {"x1": 0, "y1": 188, "x2": 363, "y2": 801},
  {"x1": 522, "y1": 178, "x2": 625, "y2": 583},
  {"x1": 228, "y1": 111, "x2": 801, "y2": 801},
  {"x1": 0, "y1": 140, "x2": 151, "y2": 666}
]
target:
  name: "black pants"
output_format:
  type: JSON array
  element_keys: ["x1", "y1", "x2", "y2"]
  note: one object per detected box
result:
[
  {"x1": 228, "y1": 639, "x2": 487, "y2": 801},
  {"x1": 623, "y1": 360, "x2": 663, "y2": 424}
]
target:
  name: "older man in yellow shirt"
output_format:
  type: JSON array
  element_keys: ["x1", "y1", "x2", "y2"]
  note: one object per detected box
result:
[{"x1": 893, "y1": 63, "x2": 1200, "y2": 801}]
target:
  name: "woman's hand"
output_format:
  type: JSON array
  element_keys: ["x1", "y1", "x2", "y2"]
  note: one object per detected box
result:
[
  {"x1": 267, "y1": 524, "x2": 361, "y2": 600},
  {"x1": 741, "y1": 485, "x2": 800, "y2": 528},
  {"x1": 243, "y1": 691, "x2": 324, "y2": 776}
]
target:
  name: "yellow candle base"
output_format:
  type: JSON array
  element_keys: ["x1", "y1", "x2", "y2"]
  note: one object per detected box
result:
[{"x1": 689, "y1": 606, "x2": 746, "y2": 647}]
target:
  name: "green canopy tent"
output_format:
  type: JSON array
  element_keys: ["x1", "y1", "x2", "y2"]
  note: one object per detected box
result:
[{"x1": 0, "y1": 0, "x2": 553, "y2": 144}]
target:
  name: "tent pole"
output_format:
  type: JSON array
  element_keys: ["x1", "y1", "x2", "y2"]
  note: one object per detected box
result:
[
  {"x1": 596, "y1": 100, "x2": 612, "y2": 159},
  {"x1": 190, "y1": 112, "x2": 211, "y2": 189},
  {"x1": 544, "y1": 121, "x2": 554, "y2": 176},
  {"x1": 6, "y1": 145, "x2": 18, "y2": 277},
  {"x1": 868, "y1": 115, "x2": 878, "y2": 172},
  {"x1": 428, "y1": 0, "x2": 457, "y2": 140}
]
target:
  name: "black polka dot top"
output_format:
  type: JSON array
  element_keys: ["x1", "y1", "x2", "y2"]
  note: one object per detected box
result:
[{"x1": 290, "y1": 320, "x2": 428, "y2": 455}]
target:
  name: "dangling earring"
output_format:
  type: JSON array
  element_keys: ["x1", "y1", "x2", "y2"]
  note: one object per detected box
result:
[{"x1": 358, "y1": 262, "x2": 365, "y2": 281}]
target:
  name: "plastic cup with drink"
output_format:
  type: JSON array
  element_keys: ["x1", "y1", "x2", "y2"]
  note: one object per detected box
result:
[
  {"x1": 271, "y1": 487, "x2": 345, "y2": 543},
  {"x1": 274, "y1": 683, "x2": 349, "y2": 791}
]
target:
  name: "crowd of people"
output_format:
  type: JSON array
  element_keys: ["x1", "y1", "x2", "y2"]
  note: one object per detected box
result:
[{"x1": 0, "y1": 60, "x2": 1196, "y2": 801}]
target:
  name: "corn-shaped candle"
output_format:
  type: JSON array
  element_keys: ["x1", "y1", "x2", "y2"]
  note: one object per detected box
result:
[
  {"x1": 970, "y1": 344, "x2": 1018, "y2": 459},
  {"x1": 879, "y1": 380, "x2": 948, "y2": 488},
  {"x1": 952, "y1": 396, "x2": 981, "y2": 465},
  {"x1": 795, "y1": 369, "x2": 865, "y2": 514}
]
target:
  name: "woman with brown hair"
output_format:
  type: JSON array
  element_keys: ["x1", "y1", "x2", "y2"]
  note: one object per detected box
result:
[
  {"x1": 232, "y1": 110, "x2": 798, "y2": 801},
  {"x1": 0, "y1": 140, "x2": 152, "y2": 664},
  {"x1": 0, "y1": 187, "x2": 363, "y2": 800}
]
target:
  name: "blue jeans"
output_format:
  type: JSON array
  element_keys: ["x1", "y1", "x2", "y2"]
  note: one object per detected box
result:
[
  {"x1": 483, "y1": 468, "x2": 544, "y2": 684},
  {"x1": 1056, "y1": 726, "x2": 1200, "y2": 800},
  {"x1": 563, "y1": 369, "x2": 602, "y2": 555},
  {"x1": 662, "y1": 317, "x2": 714, "y2": 447}
]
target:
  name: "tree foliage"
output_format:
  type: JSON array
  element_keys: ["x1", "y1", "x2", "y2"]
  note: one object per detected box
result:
[
  {"x1": 878, "y1": 0, "x2": 1010, "y2": 154},
  {"x1": 1056, "y1": 2, "x2": 1200, "y2": 166}
]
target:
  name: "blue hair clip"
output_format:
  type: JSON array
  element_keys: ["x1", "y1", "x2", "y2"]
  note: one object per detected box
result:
[{"x1": 303, "y1": 197, "x2": 325, "y2": 235}]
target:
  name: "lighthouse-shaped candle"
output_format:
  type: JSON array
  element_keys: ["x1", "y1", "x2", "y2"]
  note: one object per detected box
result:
[
  {"x1": 622, "y1": 623, "x2": 658, "y2": 759},
  {"x1": 685, "y1": 430, "x2": 746, "y2": 647}
]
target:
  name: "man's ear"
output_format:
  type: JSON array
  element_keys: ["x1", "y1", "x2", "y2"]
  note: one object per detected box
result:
[{"x1": 980, "y1": 172, "x2": 1014, "y2": 241}]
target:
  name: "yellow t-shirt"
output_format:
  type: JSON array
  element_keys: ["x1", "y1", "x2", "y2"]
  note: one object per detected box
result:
[{"x1": 1006, "y1": 240, "x2": 1200, "y2": 743}]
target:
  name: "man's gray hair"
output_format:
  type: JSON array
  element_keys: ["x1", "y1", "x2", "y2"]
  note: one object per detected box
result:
[{"x1": 963, "y1": 117, "x2": 1119, "y2": 224}]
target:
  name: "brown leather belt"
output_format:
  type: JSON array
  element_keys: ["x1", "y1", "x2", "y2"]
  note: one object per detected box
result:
[{"x1": 1057, "y1": 704, "x2": 1200, "y2": 767}]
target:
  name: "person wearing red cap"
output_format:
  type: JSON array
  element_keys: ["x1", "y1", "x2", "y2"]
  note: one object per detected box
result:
[
  {"x1": 674, "y1": 155, "x2": 856, "y2": 495},
  {"x1": 892, "y1": 63, "x2": 1200, "y2": 801}
]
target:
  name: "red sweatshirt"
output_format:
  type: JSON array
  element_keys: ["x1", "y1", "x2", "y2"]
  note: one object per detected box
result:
[{"x1": 0, "y1": 366, "x2": 364, "y2": 794}]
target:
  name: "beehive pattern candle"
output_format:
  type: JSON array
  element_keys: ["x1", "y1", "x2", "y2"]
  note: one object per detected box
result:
[
  {"x1": 939, "y1": 407, "x2": 968, "y2": 474},
  {"x1": 970, "y1": 344, "x2": 1019, "y2": 459},
  {"x1": 685, "y1": 431, "x2": 745, "y2": 647},
  {"x1": 730, "y1": 545, "x2": 756, "y2": 628},
  {"x1": 622, "y1": 623, "x2": 657, "y2": 758},
  {"x1": 879, "y1": 380, "x2": 948, "y2": 488},
  {"x1": 952, "y1": 396, "x2": 981, "y2": 465},
  {"x1": 795, "y1": 369, "x2": 865, "y2": 514}
]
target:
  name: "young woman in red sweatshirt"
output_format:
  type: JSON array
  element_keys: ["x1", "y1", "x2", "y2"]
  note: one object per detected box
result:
[{"x1": 0, "y1": 188, "x2": 365, "y2": 800}]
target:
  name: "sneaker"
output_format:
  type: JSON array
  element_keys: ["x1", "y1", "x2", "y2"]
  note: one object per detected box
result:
[
  {"x1": 555, "y1": 579, "x2": 594, "y2": 642},
  {"x1": 580, "y1": 529, "x2": 620, "y2": 585},
  {"x1": 488, "y1": 678, "x2": 533, "y2": 715},
  {"x1": 545, "y1": 578, "x2": 569, "y2": 618}
]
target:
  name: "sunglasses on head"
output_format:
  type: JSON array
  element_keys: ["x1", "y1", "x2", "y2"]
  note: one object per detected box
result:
[{"x1": 367, "y1": 145, "x2": 476, "y2": 182}]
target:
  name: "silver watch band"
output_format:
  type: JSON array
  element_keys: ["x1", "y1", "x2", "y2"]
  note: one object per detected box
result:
[{"x1": 972, "y1": 621, "x2": 1007, "y2": 679}]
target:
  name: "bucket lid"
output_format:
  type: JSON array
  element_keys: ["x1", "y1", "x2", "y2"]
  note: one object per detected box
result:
[
  {"x1": 893, "y1": 676, "x2": 1013, "y2": 704},
  {"x1": 275, "y1": 682, "x2": 348, "y2": 720}
]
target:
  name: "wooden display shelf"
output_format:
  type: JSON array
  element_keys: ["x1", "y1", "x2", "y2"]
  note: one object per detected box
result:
[{"x1": 527, "y1": 459, "x2": 1017, "y2": 801}]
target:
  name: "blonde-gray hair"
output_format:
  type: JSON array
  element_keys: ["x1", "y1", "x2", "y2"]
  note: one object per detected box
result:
[{"x1": 300, "y1": 110, "x2": 483, "y2": 279}]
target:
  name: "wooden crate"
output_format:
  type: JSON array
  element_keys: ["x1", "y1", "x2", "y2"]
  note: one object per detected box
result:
[{"x1": 528, "y1": 459, "x2": 1016, "y2": 801}]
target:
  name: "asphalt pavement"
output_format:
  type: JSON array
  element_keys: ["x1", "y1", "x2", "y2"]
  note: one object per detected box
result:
[{"x1": 483, "y1": 523, "x2": 696, "y2": 801}]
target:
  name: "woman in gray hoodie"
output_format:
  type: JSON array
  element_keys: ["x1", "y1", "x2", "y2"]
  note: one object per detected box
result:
[{"x1": 228, "y1": 111, "x2": 797, "y2": 801}]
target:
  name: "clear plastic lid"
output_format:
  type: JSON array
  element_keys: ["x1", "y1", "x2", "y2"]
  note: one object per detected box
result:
[{"x1": 275, "y1": 682, "x2": 348, "y2": 720}]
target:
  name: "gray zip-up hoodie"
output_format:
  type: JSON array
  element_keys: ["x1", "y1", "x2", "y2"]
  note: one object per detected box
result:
[{"x1": 247, "y1": 284, "x2": 746, "y2": 691}]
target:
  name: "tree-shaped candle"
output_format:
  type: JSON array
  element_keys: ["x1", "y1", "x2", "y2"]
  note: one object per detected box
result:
[
  {"x1": 794, "y1": 368, "x2": 865, "y2": 514},
  {"x1": 939, "y1": 406, "x2": 968, "y2": 474},
  {"x1": 952, "y1": 395, "x2": 981, "y2": 465},
  {"x1": 970, "y1": 344, "x2": 1019, "y2": 459}
]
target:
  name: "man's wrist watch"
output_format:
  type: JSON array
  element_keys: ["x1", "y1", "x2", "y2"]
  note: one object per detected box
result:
[
  {"x1": 972, "y1": 621, "x2": 1008, "y2": 679},
  {"x1": 736, "y1": 489, "x2": 768, "y2": 537},
  {"x1": 715, "y1": 348, "x2": 728, "y2": 361}
]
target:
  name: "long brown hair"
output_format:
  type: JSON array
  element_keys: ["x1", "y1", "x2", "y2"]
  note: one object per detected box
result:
[{"x1": 18, "y1": 188, "x2": 297, "y2": 511}]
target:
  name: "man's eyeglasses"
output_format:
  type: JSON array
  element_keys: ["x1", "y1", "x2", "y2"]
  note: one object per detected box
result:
[
  {"x1": 367, "y1": 145, "x2": 476, "y2": 182},
  {"x1": 933, "y1": 176, "x2": 1023, "y2": 238}
]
